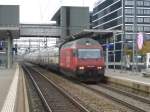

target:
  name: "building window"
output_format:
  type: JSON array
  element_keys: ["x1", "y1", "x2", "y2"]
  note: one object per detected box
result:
[
  {"x1": 125, "y1": 8, "x2": 133, "y2": 14},
  {"x1": 125, "y1": 17, "x2": 134, "y2": 22},
  {"x1": 115, "y1": 43, "x2": 122, "y2": 50},
  {"x1": 125, "y1": 0, "x2": 134, "y2": 6},
  {"x1": 137, "y1": 1, "x2": 143, "y2": 6},
  {"x1": 144, "y1": 9, "x2": 150, "y2": 15},
  {"x1": 144, "y1": 26, "x2": 150, "y2": 32},
  {"x1": 137, "y1": 9, "x2": 143, "y2": 14},
  {"x1": 125, "y1": 34, "x2": 132, "y2": 40},
  {"x1": 116, "y1": 35, "x2": 121, "y2": 42},
  {"x1": 125, "y1": 25, "x2": 133, "y2": 31},
  {"x1": 137, "y1": 26, "x2": 143, "y2": 31},
  {"x1": 125, "y1": 17, "x2": 144, "y2": 23},
  {"x1": 115, "y1": 51, "x2": 121, "y2": 62},
  {"x1": 144, "y1": 1, "x2": 150, "y2": 6},
  {"x1": 144, "y1": 18, "x2": 150, "y2": 23},
  {"x1": 92, "y1": 14, "x2": 98, "y2": 21},
  {"x1": 137, "y1": 17, "x2": 143, "y2": 23}
]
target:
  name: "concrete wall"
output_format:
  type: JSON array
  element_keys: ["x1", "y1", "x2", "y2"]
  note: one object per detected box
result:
[
  {"x1": 69, "y1": 7, "x2": 89, "y2": 34},
  {"x1": 60, "y1": 7, "x2": 67, "y2": 40},
  {"x1": 60, "y1": 6, "x2": 90, "y2": 41},
  {"x1": 0, "y1": 5, "x2": 19, "y2": 26}
]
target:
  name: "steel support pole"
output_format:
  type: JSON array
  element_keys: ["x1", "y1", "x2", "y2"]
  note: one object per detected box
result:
[
  {"x1": 132, "y1": 0, "x2": 137, "y2": 72},
  {"x1": 106, "y1": 38, "x2": 109, "y2": 69},
  {"x1": 44, "y1": 37, "x2": 47, "y2": 48},
  {"x1": 39, "y1": 39, "x2": 40, "y2": 52},
  {"x1": 113, "y1": 32, "x2": 116, "y2": 71},
  {"x1": 29, "y1": 39, "x2": 31, "y2": 53},
  {"x1": 121, "y1": 0, "x2": 125, "y2": 72},
  {"x1": 7, "y1": 36, "x2": 12, "y2": 68}
]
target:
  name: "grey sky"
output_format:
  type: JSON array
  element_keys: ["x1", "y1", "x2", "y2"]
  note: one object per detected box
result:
[{"x1": 0, "y1": 0, "x2": 97, "y2": 23}]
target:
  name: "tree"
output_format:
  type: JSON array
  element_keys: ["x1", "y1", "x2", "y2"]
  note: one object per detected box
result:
[{"x1": 138, "y1": 41, "x2": 150, "y2": 55}]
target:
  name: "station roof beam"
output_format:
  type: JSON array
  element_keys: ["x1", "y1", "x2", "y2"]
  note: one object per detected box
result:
[{"x1": 20, "y1": 24, "x2": 61, "y2": 38}]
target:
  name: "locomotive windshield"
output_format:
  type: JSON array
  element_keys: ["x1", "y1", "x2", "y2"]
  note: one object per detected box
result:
[{"x1": 78, "y1": 49, "x2": 100, "y2": 59}]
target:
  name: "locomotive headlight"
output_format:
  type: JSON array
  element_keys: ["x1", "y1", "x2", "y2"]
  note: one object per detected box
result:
[
  {"x1": 79, "y1": 66, "x2": 84, "y2": 70},
  {"x1": 97, "y1": 66, "x2": 102, "y2": 70}
]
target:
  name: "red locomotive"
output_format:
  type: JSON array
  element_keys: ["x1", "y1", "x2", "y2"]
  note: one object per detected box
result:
[
  {"x1": 25, "y1": 38, "x2": 105, "y2": 82},
  {"x1": 59, "y1": 38, "x2": 105, "y2": 82}
]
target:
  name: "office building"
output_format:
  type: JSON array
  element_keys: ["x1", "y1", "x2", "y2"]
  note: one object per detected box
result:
[{"x1": 92, "y1": 0, "x2": 150, "y2": 68}]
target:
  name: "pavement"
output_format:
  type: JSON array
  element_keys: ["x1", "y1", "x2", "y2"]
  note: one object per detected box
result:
[
  {"x1": 105, "y1": 69, "x2": 150, "y2": 93},
  {"x1": 106, "y1": 69, "x2": 150, "y2": 84},
  {"x1": 0, "y1": 63, "x2": 25, "y2": 112},
  {"x1": 0, "y1": 64, "x2": 17, "y2": 111}
]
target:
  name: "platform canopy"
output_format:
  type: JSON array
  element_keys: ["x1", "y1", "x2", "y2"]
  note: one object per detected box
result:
[
  {"x1": 0, "y1": 27, "x2": 19, "y2": 39},
  {"x1": 72, "y1": 29, "x2": 122, "y2": 38}
]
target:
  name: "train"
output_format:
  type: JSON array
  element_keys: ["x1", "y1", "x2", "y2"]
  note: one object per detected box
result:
[{"x1": 25, "y1": 38, "x2": 105, "y2": 82}]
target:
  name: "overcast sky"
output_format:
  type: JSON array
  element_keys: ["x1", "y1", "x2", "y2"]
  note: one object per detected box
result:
[{"x1": 0, "y1": 0, "x2": 98, "y2": 23}]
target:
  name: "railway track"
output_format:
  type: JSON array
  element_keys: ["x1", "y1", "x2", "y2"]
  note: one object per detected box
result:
[
  {"x1": 23, "y1": 63, "x2": 150, "y2": 112},
  {"x1": 83, "y1": 83, "x2": 150, "y2": 112},
  {"x1": 23, "y1": 66, "x2": 47, "y2": 112},
  {"x1": 23, "y1": 64, "x2": 90, "y2": 112},
  {"x1": 98, "y1": 83, "x2": 150, "y2": 104}
]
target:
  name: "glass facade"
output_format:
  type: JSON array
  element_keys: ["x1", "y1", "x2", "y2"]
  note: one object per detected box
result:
[{"x1": 92, "y1": 0, "x2": 150, "y2": 68}]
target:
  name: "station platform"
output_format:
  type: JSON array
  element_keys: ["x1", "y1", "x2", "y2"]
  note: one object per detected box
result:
[
  {"x1": 0, "y1": 63, "x2": 29, "y2": 112},
  {"x1": 105, "y1": 69, "x2": 150, "y2": 93}
]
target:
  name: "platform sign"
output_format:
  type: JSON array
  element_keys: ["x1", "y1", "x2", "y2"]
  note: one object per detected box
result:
[{"x1": 137, "y1": 32, "x2": 143, "y2": 50}]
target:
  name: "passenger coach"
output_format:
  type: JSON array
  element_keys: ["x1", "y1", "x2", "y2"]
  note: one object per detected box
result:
[{"x1": 25, "y1": 38, "x2": 105, "y2": 82}]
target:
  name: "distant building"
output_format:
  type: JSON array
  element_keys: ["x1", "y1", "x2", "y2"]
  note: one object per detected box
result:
[
  {"x1": 51, "y1": 6, "x2": 90, "y2": 43},
  {"x1": 92, "y1": 0, "x2": 150, "y2": 68}
]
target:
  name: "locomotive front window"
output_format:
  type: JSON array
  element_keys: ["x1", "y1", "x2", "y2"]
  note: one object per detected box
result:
[{"x1": 78, "y1": 49, "x2": 100, "y2": 59}]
